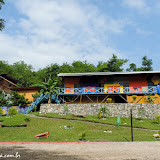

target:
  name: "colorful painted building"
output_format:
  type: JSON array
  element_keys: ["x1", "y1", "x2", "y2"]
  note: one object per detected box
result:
[{"x1": 57, "y1": 71, "x2": 160, "y2": 103}]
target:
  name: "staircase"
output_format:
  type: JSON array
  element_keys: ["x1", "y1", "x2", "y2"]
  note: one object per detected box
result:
[{"x1": 22, "y1": 93, "x2": 59, "y2": 114}]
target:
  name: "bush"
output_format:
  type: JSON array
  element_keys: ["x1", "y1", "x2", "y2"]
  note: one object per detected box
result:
[
  {"x1": 63, "y1": 103, "x2": 69, "y2": 115},
  {"x1": 10, "y1": 91, "x2": 31, "y2": 107},
  {"x1": 24, "y1": 117, "x2": 30, "y2": 123},
  {"x1": 98, "y1": 106, "x2": 110, "y2": 119},
  {"x1": 8, "y1": 108, "x2": 18, "y2": 117},
  {"x1": 79, "y1": 131, "x2": 86, "y2": 141},
  {"x1": 137, "y1": 107, "x2": 146, "y2": 120},
  {"x1": 155, "y1": 113, "x2": 160, "y2": 124},
  {"x1": 0, "y1": 108, "x2": 2, "y2": 115}
]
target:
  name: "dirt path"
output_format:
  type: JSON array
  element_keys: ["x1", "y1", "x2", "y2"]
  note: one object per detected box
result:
[{"x1": 0, "y1": 142, "x2": 160, "y2": 160}]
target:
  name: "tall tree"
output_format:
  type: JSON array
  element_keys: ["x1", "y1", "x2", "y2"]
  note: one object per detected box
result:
[
  {"x1": 0, "y1": 61, "x2": 13, "y2": 74},
  {"x1": 97, "y1": 54, "x2": 128, "y2": 72},
  {"x1": 97, "y1": 61, "x2": 108, "y2": 72},
  {"x1": 141, "y1": 56, "x2": 153, "y2": 71},
  {"x1": 33, "y1": 77, "x2": 59, "y2": 104},
  {"x1": 12, "y1": 61, "x2": 35, "y2": 87},
  {"x1": 0, "y1": 0, "x2": 5, "y2": 31},
  {"x1": 72, "y1": 61, "x2": 97, "y2": 73},
  {"x1": 127, "y1": 56, "x2": 153, "y2": 72}
]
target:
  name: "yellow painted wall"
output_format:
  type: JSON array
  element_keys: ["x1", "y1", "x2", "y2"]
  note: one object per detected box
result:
[
  {"x1": 127, "y1": 94, "x2": 160, "y2": 103},
  {"x1": 104, "y1": 84, "x2": 123, "y2": 93},
  {"x1": 17, "y1": 90, "x2": 38, "y2": 102}
]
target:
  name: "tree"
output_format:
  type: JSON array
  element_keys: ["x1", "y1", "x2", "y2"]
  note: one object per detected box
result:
[
  {"x1": 0, "y1": 61, "x2": 13, "y2": 74},
  {"x1": 97, "y1": 54, "x2": 128, "y2": 72},
  {"x1": 10, "y1": 91, "x2": 31, "y2": 107},
  {"x1": 127, "y1": 56, "x2": 153, "y2": 72},
  {"x1": 34, "y1": 77, "x2": 59, "y2": 104},
  {"x1": 126, "y1": 63, "x2": 141, "y2": 72},
  {"x1": 141, "y1": 56, "x2": 153, "y2": 71},
  {"x1": 0, "y1": 0, "x2": 5, "y2": 31},
  {"x1": 97, "y1": 61, "x2": 108, "y2": 72},
  {"x1": 71, "y1": 61, "x2": 96, "y2": 73},
  {"x1": 12, "y1": 61, "x2": 35, "y2": 87}
]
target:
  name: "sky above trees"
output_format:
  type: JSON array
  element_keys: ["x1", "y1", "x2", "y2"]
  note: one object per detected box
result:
[{"x1": 0, "y1": 0, "x2": 160, "y2": 70}]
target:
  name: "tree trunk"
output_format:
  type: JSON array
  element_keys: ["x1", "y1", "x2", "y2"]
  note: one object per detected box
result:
[{"x1": 48, "y1": 97, "x2": 51, "y2": 104}]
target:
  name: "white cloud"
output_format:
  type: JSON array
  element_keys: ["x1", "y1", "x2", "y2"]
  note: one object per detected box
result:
[
  {"x1": 122, "y1": 0, "x2": 150, "y2": 12},
  {"x1": 0, "y1": 0, "x2": 132, "y2": 70},
  {"x1": 136, "y1": 28, "x2": 152, "y2": 36}
]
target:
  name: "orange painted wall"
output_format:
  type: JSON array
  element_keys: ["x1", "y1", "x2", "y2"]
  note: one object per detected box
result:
[
  {"x1": 129, "y1": 76, "x2": 148, "y2": 93},
  {"x1": 17, "y1": 90, "x2": 38, "y2": 102},
  {"x1": 129, "y1": 76, "x2": 148, "y2": 87},
  {"x1": 127, "y1": 94, "x2": 160, "y2": 103},
  {"x1": 64, "y1": 78, "x2": 80, "y2": 94}
]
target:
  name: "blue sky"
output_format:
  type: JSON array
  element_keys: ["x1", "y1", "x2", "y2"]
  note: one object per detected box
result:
[{"x1": 0, "y1": 0, "x2": 160, "y2": 71}]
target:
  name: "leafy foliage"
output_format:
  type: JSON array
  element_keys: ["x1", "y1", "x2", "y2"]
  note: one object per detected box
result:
[
  {"x1": 155, "y1": 113, "x2": 160, "y2": 124},
  {"x1": 32, "y1": 92, "x2": 41, "y2": 101},
  {"x1": 0, "y1": 107, "x2": 2, "y2": 115},
  {"x1": 127, "y1": 56, "x2": 153, "y2": 71},
  {"x1": 8, "y1": 107, "x2": 18, "y2": 117},
  {"x1": 137, "y1": 107, "x2": 146, "y2": 120},
  {"x1": 97, "y1": 54, "x2": 128, "y2": 72},
  {"x1": 98, "y1": 106, "x2": 110, "y2": 118},
  {"x1": 24, "y1": 117, "x2": 30, "y2": 123},
  {"x1": 0, "y1": 55, "x2": 154, "y2": 88},
  {"x1": 79, "y1": 131, "x2": 86, "y2": 141},
  {"x1": 0, "y1": 0, "x2": 5, "y2": 31},
  {"x1": 63, "y1": 103, "x2": 69, "y2": 115},
  {"x1": 10, "y1": 91, "x2": 31, "y2": 107},
  {"x1": 0, "y1": 91, "x2": 12, "y2": 106},
  {"x1": 34, "y1": 78, "x2": 59, "y2": 103},
  {"x1": 144, "y1": 94, "x2": 157, "y2": 103}
]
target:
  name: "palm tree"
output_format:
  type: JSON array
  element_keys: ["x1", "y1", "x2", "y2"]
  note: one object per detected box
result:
[{"x1": 34, "y1": 78, "x2": 59, "y2": 104}]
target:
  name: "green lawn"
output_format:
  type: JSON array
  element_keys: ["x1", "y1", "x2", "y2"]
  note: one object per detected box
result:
[
  {"x1": 0, "y1": 114, "x2": 158, "y2": 142},
  {"x1": 33, "y1": 112, "x2": 160, "y2": 130}
]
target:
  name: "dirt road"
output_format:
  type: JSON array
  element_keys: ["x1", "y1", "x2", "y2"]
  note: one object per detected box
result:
[{"x1": 0, "y1": 142, "x2": 160, "y2": 160}]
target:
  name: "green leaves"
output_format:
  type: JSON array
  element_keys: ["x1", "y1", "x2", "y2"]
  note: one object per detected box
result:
[{"x1": 34, "y1": 78, "x2": 59, "y2": 103}]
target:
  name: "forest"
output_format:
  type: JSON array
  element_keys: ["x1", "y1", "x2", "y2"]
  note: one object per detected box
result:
[{"x1": 0, "y1": 54, "x2": 153, "y2": 87}]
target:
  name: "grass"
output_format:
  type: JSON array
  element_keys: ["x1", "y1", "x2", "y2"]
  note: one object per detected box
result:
[
  {"x1": 0, "y1": 114, "x2": 158, "y2": 142},
  {"x1": 32, "y1": 112, "x2": 160, "y2": 130}
]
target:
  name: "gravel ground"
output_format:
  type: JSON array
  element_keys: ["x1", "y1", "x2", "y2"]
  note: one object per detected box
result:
[{"x1": 0, "y1": 142, "x2": 160, "y2": 160}]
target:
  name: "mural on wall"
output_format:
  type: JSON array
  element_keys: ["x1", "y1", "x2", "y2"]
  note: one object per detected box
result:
[
  {"x1": 0, "y1": 106, "x2": 28, "y2": 115},
  {"x1": 151, "y1": 76, "x2": 160, "y2": 85}
]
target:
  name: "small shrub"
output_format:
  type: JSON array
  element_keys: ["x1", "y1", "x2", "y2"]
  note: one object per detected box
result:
[
  {"x1": 8, "y1": 108, "x2": 18, "y2": 117},
  {"x1": 137, "y1": 107, "x2": 146, "y2": 120},
  {"x1": 79, "y1": 131, "x2": 86, "y2": 141},
  {"x1": 63, "y1": 103, "x2": 69, "y2": 115},
  {"x1": 24, "y1": 117, "x2": 30, "y2": 123},
  {"x1": 98, "y1": 106, "x2": 110, "y2": 119},
  {"x1": 0, "y1": 108, "x2": 2, "y2": 116},
  {"x1": 155, "y1": 113, "x2": 160, "y2": 124}
]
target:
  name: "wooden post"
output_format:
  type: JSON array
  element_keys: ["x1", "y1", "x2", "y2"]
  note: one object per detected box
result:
[{"x1": 130, "y1": 109, "x2": 133, "y2": 142}]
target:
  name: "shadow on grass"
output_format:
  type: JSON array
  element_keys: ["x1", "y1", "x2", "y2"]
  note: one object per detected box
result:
[
  {"x1": 123, "y1": 137, "x2": 130, "y2": 142},
  {"x1": 151, "y1": 121, "x2": 159, "y2": 124}
]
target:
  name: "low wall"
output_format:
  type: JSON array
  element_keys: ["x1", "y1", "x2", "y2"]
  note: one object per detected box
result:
[{"x1": 40, "y1": 103, "x2": 160, "y2": 119}]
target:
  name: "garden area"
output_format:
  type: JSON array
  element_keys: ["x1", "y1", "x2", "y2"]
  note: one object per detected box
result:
[{"x1": 0, "y1": 108, "x2": 160, "y2": 142}]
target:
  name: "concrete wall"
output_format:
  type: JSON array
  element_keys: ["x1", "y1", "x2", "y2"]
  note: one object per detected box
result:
[{"x1": 40, "y1": 103, "x2": 160, "y2": 119}]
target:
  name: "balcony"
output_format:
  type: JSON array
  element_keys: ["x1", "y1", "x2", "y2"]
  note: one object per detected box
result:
[{"x1": 58, "y1": 86, "x2": 158, "y2": 95}]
